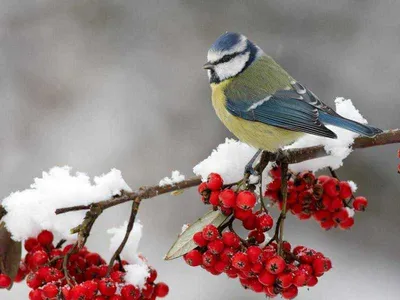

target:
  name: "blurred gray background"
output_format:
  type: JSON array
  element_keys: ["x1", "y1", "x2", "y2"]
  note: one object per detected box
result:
[{"x1": 1, "y1": 0, "x2": 400, "y2": 299}]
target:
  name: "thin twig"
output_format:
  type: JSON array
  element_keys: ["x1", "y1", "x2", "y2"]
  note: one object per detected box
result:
[
  {"x1": 328, "y1": 167, "x2": 339, "y2": 179},
  {"x1": 106, "y1": 197, "x2": 141, "y2": 276},
  {"x1": 63, "y1": 243, "x2": 77, "y2": 286},
  {"x1": 278, "y1": 161, "x2": 289, "y2": 256},
  {"x1": 55, "y1": 239, "x2": 66, "y2": 249}
]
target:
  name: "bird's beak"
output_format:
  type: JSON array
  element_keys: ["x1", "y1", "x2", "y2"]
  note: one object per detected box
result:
[{"x1": 203, "y1": 62, "x2": 214, "y2": 70}]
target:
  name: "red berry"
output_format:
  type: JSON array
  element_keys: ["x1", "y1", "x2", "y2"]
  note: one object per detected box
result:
[
  {"x1": 293, "y1": 270, "x2": 309, "y2": 287},
  {"x1": 24, "y1": 237, "x2": 39, "y2": 252},
  {"x1": 256, "y1": 213, "x2": 274, "y2": 232},
  {"x1": 317, "y1": 175, "x2": 330, "y2": 185},
  {"x1": 142, "y1": 283, "x2": 154, "y2": 298},
  {"x1": 42, "y1": 283, "x2": 59, "y2": 298},
  {"x1": 155, "y1": 282, "x2": 169, "y2": 298},
  {"x1": 110, "y1": 271, "x2": 125, "y2": 283},
  {"x1": 207, "y1": 239, "x2": 225, "y2": 254},
  {"x1": 29, "y1": 289, "x2": 43, "y2": 300},
  {"x1": 202, "y1": 224, "x2": 219, "y2": 241},
  {"x1": 330, "y1": 197, "x2": 344, "y2": 212},
  {"x1": 109, "y1": 295, "x2": 123, "y2": 300},
  {"x1": 214, "y1": 260, "x2": 229, "y2": 273},
  {"x1": 231, "y1": 252, "x2": 249, "y2": 270},
  {"x1": 267, "y1": 178, "x2": 282, "y2": 191},
  {"x1": 266, "y1": 256, "x2": 286, "y2": 275},
  {"x1": 307, "y1": 276, "x2": 318, "y2": 287},
  {"x1": 248, "y1": 230, "x2": 265, "y2": 244},
  {"x1": 209, "y1": 191, "x2": 220, "y2": 206},
  {"x1": 293, "y1": 177, "x2": 307, "y2": 192},
  {"x1": 26, "y1": 272, "x2": 43, "y2": 289},
  {"x1": 236, "y1": 191, "x2": 256, "y2": 210},
  {"x1": 193, "y1": 232, "x2": 208, "y2": 247},
  {"x1": 98, "y1": 278, "x2": 117, "y2": 296},
  {"x1": 120, "y1": 284, "x2": 140, "y2": 300},
  {"x1": 333, "y1": 208, "x2": 349, "y2": 224},
  {"x1": 320, "y1": 219, "x2": 336, "y2": 230},
  {"x1": 251, "y1": 262, "x2": 264, "y2": 274},
  {"x1": 247, "y1": 246, "x2": 264, "y2": 264},
  {"x1": 242, "y1": 213, "x2": 257, "y2": 230},
  {"x1": 83, "y1": 280, "x2": 99, "y2": 297},
  {"x1": 37, "y1": 230, "x2": 54, "y2": 246},
  {"x1": 202, "y1": 250, "x2": 217, "y2": 267},
  {"x1": 250, "y1": 279, "x2": 264, "y2": 293},
  {"x1": 220, "y1": 247, "x2": 235, "y2": 263},
  {"x1": 184, "y1": 249, "x2": 202, "y2": 267},
  {"x1": 85, "y1": 252, "x2": 102, "y2": 266},
  {"x1": 222, "y1": 232, "x2": 240, "y2": 248},
  {"x1": 264, "y1": 285, "x2": 278, "y2": 297},
  {"x1": 313, "y1": 210, "x2": 331, "y2": 222},
  {"x1": 339, "y1": 181, "x2": 353, "y2": 199},
  {"x1": 233, "y1": 207, "x2": 253, "y2": 221},
  {"x1": 258, "y1": 270, "x2": 276, "y2": 286},
  {"x1": 148, "y1": 268, "x2": 158, "y2": 283},
  {"x1": 219, "y1": 206, "x2": 233, "y2": 216},
  {"x1": 207, "y1": 173, "x2": 223, "y2": 191},
  {"x1": 339, "y1": 217, "x2": 354, "y2": 229},
  {"x1": 276, "y1": 272, "x2": 293, "y2": 289},
  {"x1": 0, "y1": 274, "x2": 11, "y2": 289},
  {"x1": 30, "y1": 250, "x2": 49, "y2": 268},
  {"x1": 198, "y1": 182, "x2": 208, "y2": 195},
  {"x1": 219, "y1": 189, "x2": 237, "y2": 208},
  {"x1": 353, "y1": 196, "x2": 368, "y2": 211},
  {"x1": 269, "y1": 165, "x2": 282, "y2": 179},
  {"x1": 282, "y1": 285, "x2": 298, "y2": 299},
  {"x1": 323, "y1": 178, "x2": 340, "y2": 197},
  {"x1": 312, "y1": 257, "x2": 332, "y2": 274}
]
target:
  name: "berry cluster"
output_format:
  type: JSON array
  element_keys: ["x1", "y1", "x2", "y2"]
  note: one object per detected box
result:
[
  {"x1": 191, "y1": 173, "x2": 332, "y2": 298},
  {"x1": 184, "y1": 224, "x2": 331, "y2": 299},
  {"x1": 0, "y1": 230, "x2": 168, "y2": 300},
  {"x1": 198, "y1": 173, "x2": 273, "y2": 242},
  {"x1": 265, "y1": 166, "x2": 368, "y2": 230}
]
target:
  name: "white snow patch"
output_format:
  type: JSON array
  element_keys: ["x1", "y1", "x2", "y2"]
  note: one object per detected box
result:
[
  {"x1": 193, "y1": 138, "x2": 258, "y2": 183},
  {"x1": 108, "y1": 221, "x2": 143, "y2": 264},
  {"x1": 2, "y1": 166, "x2": 131, "y2": 241},
  {"x1": 286, "y1": 98, "x2": 368, "y2": 172},
  {"x1": 124, "y1": 264, "x2": 150, "y2": 289},
  {"x1": 345, "y1": 207, "x2": 355, "y2": 218},
  {"x1": 159, "y1": 170, "x2": 185, "y2": 186},
  {"x1": 347, "y1": 180, "x2": 358, "y2": 193}
]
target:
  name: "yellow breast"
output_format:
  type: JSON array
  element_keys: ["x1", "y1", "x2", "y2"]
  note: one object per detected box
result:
[{"x1": 210, "y1": 82, "x2": 304, "y2": 152}]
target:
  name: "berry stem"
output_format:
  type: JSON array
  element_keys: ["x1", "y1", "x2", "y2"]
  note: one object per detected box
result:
[
  {"x1": 328, "y1": 167, "x2": 338, "y2": 179},
  {"x1": 106, "y1": 197, "x2": 141, "y2": 276},
  {"x1": 278, "y1": 161, "x2": 289, "y2": 256}
]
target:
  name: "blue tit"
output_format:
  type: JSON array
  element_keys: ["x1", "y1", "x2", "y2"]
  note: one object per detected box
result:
[{"x1": 203, "y1": 32, "x2": 382, "y2": 160}]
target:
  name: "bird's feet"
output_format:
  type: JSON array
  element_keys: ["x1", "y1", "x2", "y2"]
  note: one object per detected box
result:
[{"x1": 244, "y1": 163, "x2": 259, "y2": 177}]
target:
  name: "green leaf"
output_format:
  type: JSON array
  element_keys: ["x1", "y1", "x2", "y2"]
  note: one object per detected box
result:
[
  {"x1": 164, "y1": 210, "x2": 227, "y2": 260},
  {"x1": 0, "y1": 222, "x2": 22, "y2": 289}
]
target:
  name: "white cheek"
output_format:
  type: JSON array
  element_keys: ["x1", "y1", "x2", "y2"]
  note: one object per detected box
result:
[{"x1": 214, "y1": 52, "x2": 250, "y2": 81}]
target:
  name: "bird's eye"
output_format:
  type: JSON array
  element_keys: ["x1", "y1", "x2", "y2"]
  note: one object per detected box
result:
[{"x1": 216, "y1": 52, "x2": 239, "y2": 64}]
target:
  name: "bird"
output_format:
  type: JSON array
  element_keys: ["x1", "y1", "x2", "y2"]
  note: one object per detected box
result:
[{"x1": 203, "y1": 32, "x2": 382, "y2": 173}]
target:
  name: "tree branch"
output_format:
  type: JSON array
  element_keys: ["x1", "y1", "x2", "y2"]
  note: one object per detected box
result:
[{"x1": 53, "y1": 129, "x2": 400, "y2": 215}]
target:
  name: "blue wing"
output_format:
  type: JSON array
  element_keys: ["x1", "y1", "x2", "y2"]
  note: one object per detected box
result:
[
  {"x1": 226, "y1": 82, "x2": 382, "y2": 138},
  {"x1": 226, "y1": 82, "x2": 337, "y2": 138}
]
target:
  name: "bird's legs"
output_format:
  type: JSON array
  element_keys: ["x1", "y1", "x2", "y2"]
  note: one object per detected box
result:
[{"x1": 244, "y1": 149, "x2": 262, "y2": 175}]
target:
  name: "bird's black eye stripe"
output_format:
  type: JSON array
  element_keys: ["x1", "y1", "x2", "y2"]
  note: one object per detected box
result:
[{"x1": 213, "y1": 49, "x2": 247, "y2": 65}]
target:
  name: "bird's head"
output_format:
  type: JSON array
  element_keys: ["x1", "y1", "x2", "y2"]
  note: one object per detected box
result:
[{"x1": 204, "y1": 32, "x2": 262, "y2": 84}]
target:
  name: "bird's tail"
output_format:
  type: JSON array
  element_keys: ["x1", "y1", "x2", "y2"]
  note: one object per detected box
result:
[{"x1": 319, "y1": 113, "x2": 383, "y2": 137}]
